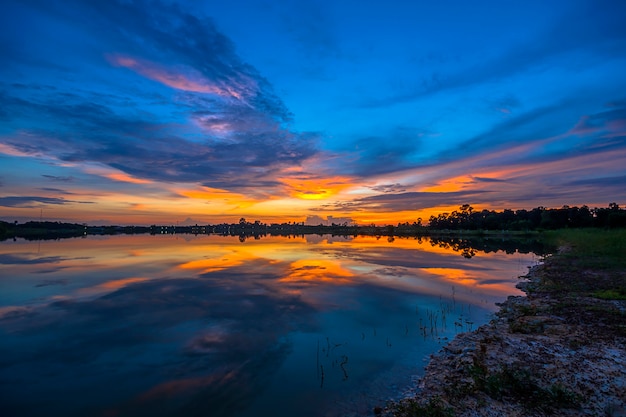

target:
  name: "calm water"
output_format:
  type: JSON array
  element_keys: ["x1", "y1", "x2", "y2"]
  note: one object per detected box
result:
[{"x1": 0, "y1": 234, "x2": 537, "y2": 417}]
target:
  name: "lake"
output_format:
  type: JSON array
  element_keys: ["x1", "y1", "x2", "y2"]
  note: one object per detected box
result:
[{"x1": 0, "y1": 234, "x2": 538, "y2": 417}]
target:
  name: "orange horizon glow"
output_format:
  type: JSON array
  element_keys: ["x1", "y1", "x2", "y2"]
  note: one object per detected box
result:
[
  {"x1": 3, "y1": 128, "x2": 623, "y2": 227},
  {"x1": 3, "y1": 149, "x2": 622, "y2": 227},
  {"x1": 280, "y1": 175, "x2": 355, "y2": 200},
  {"x1": 3, "y1": 200, "x2": 601, "y2": 226}
]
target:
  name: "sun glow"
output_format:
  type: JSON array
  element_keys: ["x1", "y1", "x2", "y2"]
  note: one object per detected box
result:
[
  {"x1": 281, "y1": 176, "x2": 354, "y2": 200},
  {"x1": 421, "y1": 175, "x2": 474, "y2": 192}
]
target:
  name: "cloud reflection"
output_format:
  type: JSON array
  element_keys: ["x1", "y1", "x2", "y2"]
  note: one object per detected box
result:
[{"x1": 0, "y1": 235, "x2": 535, "y2": 416}]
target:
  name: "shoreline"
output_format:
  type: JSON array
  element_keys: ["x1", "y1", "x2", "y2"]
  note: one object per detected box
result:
[{"x1": 382, "y1": 258, "x2": 626, "y2": 416}]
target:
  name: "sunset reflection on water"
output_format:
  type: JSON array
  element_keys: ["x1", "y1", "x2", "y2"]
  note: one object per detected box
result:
[{"x1": 0, "y1": 234, "x2": 537, "y2": 417}]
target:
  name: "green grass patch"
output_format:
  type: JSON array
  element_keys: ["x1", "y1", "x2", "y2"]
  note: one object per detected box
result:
[
  {"x1": 537, "y1": 229, "x2": 626, "y2": 298},
  {"x1": 541, "y1": 228, "x2": 626, "y2": 269},
  {"x1": 593, "y1": 288, "x2": 626, "y2": 300}
]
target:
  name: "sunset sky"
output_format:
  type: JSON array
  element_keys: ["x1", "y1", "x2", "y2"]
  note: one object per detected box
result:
[{"x1": 1, "y1": 0, "x2": 625, "y2": 225}]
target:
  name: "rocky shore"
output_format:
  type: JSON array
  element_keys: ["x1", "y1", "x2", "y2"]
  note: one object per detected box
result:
[{"x1": 383, "y1": 256, "x2": 626, "y2": 416}]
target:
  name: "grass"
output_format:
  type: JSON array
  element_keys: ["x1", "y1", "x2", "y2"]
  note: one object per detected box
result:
[
  {"x1": 593, "y1": 288, "x2": 626, "y2": 300},
  {"x1": 537, "y1": 229, "x2": 626, "y2": 297},
  {"x1": 541, "y1": 228, "x2": 626, "y2": 269}
]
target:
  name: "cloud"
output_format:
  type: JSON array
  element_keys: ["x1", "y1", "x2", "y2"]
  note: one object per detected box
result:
[
  {"x1": 564, "y1": 175, "x2": 626, "y2": 188},
  {"x1": 0, "y1": 196, "x2": 77, "y2": 208},
  {"x1": 108, "y1": 54, "x2": 248, "y2": 99},
  {"x1": 309, "y1": 97, "x2": 626, "y2": 216},
  {"x1": 570, "y1": 104, "x2": 626, "y2": 137},
  {"x1": 369, "y1": 183, "x2": 407, "y2": 193},
  {"x1": 0, "y1": 0, "x2": 318, "y2": 194},
  {"x1": 324, "y1": 191, "x2": 492, "y2": 213},
  {"x1": 324, "y1": 103, "x2": 573, "y2": 183},
  {"x1": 104, "y1": 172, "x2": 152, "y2": 184},
  {"x1": 38, "y1": 187, "x2": 75, "y2": 194},
  {"x1": 471, "y1": 176, "x2": 508, "y2": 183},
  {"x1": 42, "y1": 174, "x2": 74, "y2": 182},
  {"x1": 405, "y1": 100, "x2": 624, "y2": 182}
]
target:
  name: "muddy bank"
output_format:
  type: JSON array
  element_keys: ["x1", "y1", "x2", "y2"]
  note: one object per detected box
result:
[{"x1": 382, "y1": 260, "x2": 626, "y2": 416}]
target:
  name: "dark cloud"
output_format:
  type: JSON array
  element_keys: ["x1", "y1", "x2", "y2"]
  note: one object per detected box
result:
[
  {"x1": 369, "y1": 183, "x2": 407, "y2": 193},
  {"x1": 5, "y1": 0, "x2": 290, "y2": 121},
  {"x1": 316, "y1": 183, "x2": 608, "y2": 214},
  {"x1": 0, "y1": 0, "x2": 319, "y2": 193},
  {"x1": 41, "y1": 174, "x2": 74, "y2": 182},
  {"x1": 471, "y1": 177, "x2": 508, "y2": 183},
  {"x1": 338, "y1": 178, "x2": 623, "y2": 212},
  {"x1": 564, "y1": 175, "x2": 626, "y2": 188},
  {"x1": 570, "y1": 104, "x2": 626, "y2": 135},
  {"x1": 0, "y1": 196, "x2": 74, "y2": 208},
  {"x1": 38, "y1": 187, "x2": 74, "y2": 194},
  {"x1": 333, "y1": 191, "x2": 492, "y2": 213}
]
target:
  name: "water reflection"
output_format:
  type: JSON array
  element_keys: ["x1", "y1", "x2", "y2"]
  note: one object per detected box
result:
[{"x1": 0, "y1": 235, "x2": 538, "y2": 417}]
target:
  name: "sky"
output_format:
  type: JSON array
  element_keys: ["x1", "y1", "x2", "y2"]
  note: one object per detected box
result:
[{"x1": 1, "y1": 0, "x2": 625, "y2": 225}]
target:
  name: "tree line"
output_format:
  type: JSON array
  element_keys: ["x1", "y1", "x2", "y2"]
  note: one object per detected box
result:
[
  {"x1": 2, "y1": 203, "x2": 625, "y2": 241},
  {"x1": 426, "y1": 203, "x2": 626, "y2": 231}
]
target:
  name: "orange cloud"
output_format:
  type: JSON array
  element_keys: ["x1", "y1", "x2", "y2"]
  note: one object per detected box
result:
[
  {"x1": 105, "y1": 172, "x2": 152, "y2": 184},
  {"x1": 108, "y1": 54, "x2": 244, "y2": 99},
  {"x1": 177, "y1": 186, "x2": 260, "y2": 212},
  {"x1": 281, "y1": 176, "x2": 354, "y2": 200},
  {"x1": 421, "y1": 175, "x2": 474, "y2": 192},
  {"x1": 0, "y1": 142, "x2": 33, "y2": 157},
  {"x1": 178, "y1": 188, "x2": 231, "y2": 200}
]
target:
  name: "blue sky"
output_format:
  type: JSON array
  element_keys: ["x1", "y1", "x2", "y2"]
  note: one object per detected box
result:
[{"x1": 1, "y1": 0, "x2": 625, "y2": 224}]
